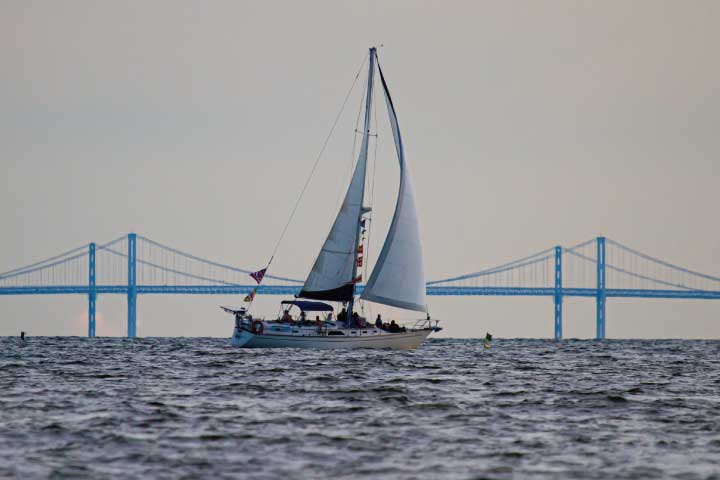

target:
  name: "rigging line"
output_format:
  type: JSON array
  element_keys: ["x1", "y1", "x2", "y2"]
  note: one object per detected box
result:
[
  {"x1": 359, "y1": 65, "x2": 380, "y2": 314},
  {"x1": 334, "y1": 57, "x2": 369, "y2": 213},
  {"x1": 243, "y1": 53, "x2": 368, "y2": 312},
  {"x1": 265, "y1": 53, "x2": 368, "y2": 270},
  {"x1": 325, "y1": 73, "x2": 368, "y2": 283},
  {"x1": 364, "y1": 76, "x2": 380, "y2": 290}
]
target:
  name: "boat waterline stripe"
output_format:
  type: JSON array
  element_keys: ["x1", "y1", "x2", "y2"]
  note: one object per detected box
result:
[{"x1": 242, "y1": 330, "x2": 430, "y2": 343}]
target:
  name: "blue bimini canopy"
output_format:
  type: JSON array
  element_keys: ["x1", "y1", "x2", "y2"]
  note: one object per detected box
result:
[{"x1": 281, "y1": 300, "x2": 334, "y2": 312}]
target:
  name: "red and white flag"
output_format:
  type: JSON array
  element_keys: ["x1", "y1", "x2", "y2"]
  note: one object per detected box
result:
[{"x1": 249, "y1": 268, "x2": 266, "y2": 284}]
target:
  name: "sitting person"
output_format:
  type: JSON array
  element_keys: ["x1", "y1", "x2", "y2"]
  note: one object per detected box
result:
[
  {"x1": 389, "y1": 320, "x2": 400, "y2": 332},
  {"x1": 281, "y1": 309, "x2": 292, "y2": 323},
  {"x1": 375, "y1": 314, "x2": 383, "y2": 329},
  {"x1": 351, "y1": 311, "x2": 359, "y2": 328},
  {"x1": 337, "y1": 308, "x2": 347, "y2": 324},
  {"x1": 299, "y1": 311, "x2": 307, "y2": 323}
]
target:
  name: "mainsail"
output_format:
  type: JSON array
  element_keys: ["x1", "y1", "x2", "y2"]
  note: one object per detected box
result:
[
  {"x1": 298, "y1": 49, "x2": 376, "y2": 302},
  {"x1": 360, "y1": 60, "x2": 427, "y2": 312}
]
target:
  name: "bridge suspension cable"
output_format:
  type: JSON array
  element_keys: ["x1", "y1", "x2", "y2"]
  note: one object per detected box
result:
[
  {"x1": 135, "y1": 236, "x2": 302, "y2": 284},
  {"x1": 606, "y1": 239, "x2": 720, "y2": 285},
  {"x1": 0, "y1": 243, "x2": 89, "y2": 280},
  {"x1": 427, "y1": 246, "x2": 556, "y2": 285}
]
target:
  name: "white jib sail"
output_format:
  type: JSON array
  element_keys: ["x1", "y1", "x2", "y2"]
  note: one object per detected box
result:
[
  {"x1": 299, "y1": 53, "x2": 375, "y2": 300},
  {"x1": 361, "y1": 61, "x2": 427, "y2": 313},
  {"x1": 299, "y1": 139, "x2": 369, "y2": 298}
]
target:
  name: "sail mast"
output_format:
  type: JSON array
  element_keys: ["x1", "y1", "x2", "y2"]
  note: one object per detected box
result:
[
  {"x1": 347, "y1": 47, "x2": 376, "y2": 320},
  {"x1": 297, "y1": 48, "x2": 375, "y2": 304}
]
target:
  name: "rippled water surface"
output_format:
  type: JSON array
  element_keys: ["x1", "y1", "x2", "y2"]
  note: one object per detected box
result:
[{"x1": 1, "y1": 337, "x2": 720, "y2": 479}]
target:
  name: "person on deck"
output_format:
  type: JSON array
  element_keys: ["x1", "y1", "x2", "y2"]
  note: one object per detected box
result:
[
  {"x1": 375, "y1": 314, "x2": 383, "y2": 329},
  {"x1": 389, "y1": 320, "x2": 400, "y2": 332},
  {"x1": 351, "y1": 312, "x2": 359, "y2": 328},
  {"x1": 337, "y1": 308, "x2": 347, "y2": 324},
  {"x1": 299, "y1": 311, "x2": 307, "y2": 323},
  {"x1": 281, "y1": 310, "x2": 292, "y2": 323}
]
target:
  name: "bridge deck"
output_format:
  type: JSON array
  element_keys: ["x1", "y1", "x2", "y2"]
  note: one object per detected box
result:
[{"x1": 2, "y1": 285, "x2": 720, "y2": 300}]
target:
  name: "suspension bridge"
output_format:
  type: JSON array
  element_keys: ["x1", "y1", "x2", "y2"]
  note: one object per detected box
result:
[{"x1": 1, "y1": 233, "x2": 719, "y2": 339}]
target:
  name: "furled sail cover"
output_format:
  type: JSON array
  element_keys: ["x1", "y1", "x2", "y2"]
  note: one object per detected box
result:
[
  {"x1": 361, "y1": 61, "x2": 426, "y2": 312},
  {"x1": 299, "y1": 60, "x2": 375, "y2": 302}
]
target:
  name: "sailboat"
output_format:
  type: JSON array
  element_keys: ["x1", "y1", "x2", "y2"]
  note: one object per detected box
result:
[{"x1": 227, "y1": 47, "x2": 440, "y2": 349}]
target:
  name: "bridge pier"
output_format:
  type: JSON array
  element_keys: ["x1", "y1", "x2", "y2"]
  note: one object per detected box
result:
[
  {"x1": 127, "y1": 233, "x2": 137, "y2": 338},
  {"x1": 554, "y1": 246, "x2": 563, "y2": 340},
  {"x1": 88, "y1": 242, "x2": 96, "y2": 338},
  {"x1": 596, "y1": 236, "x2": 606, "y2": 339}
]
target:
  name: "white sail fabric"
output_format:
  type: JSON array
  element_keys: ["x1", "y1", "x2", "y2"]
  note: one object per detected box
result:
[
  {"x1": 299, "y1": 53, "x2": 375, "y2": 301},
  {"x1": 361, "y1": 63, "x2": 426, "y2": 312},
  {"x1": 298, "y1": 139, "x2": 369, "y2": 299}
]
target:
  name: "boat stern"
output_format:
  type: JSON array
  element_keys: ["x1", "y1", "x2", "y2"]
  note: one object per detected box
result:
[{"x1": 231, "y1": 325, "x2": 255, "y2": 347}]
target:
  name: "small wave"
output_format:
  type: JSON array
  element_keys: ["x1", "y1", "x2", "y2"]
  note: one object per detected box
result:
[
  {"x1": 606, "y1": 395, "x2": 628, "y2": 403},
  {"x1": 408, "y1": 402, "x2": 458, "y2": 411},
  {"x1": 494, "y1": 390, "x2": 528, "y2": 397},
  {"x1": 0, "y1": 362, "x2": 27, "y2": 369},
  {"x1": 500, "y1": 451, "x2": 525, "y2": 458},
  {"x1": 40, "y1": 423, "x2": 64, "y2": 432}
]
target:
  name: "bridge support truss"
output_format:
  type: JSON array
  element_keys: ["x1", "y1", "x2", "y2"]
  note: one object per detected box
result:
[
  {"x1": 596, "y1": 236, "x2": 606, "y2": 340},
  {"x1": 127, "y1": 233, "x2": 137, "y2": 338},
  {"x1": 88, "y1": 242, "x2": 96, "y2": 338},
  {"x1": 554, "y1": 246, "x2": 562, "y2": 340}
]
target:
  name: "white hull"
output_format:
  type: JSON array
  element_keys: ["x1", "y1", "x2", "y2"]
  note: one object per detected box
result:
[{"x1": 231, "y1": 326, "x2": 432, "y2": 350}]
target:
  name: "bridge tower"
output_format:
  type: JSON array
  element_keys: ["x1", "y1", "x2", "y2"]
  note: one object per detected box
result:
[
  {"x1": 596, "y1": 236, "x2": 606, "y2": 339},
  {"x1": 554, "y1": 246, "x2": 563, "y2": 340},
  {"x1": 127, "y1": 233, "x2": 137, "y2": 338},
  {"x1": 88, "y1": 242, "x2": 96, "y2": 338}
]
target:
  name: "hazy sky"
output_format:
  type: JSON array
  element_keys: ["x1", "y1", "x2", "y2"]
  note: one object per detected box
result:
[{"x1": 1, "y1": 1, "x2": 719, "y2": 338}]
